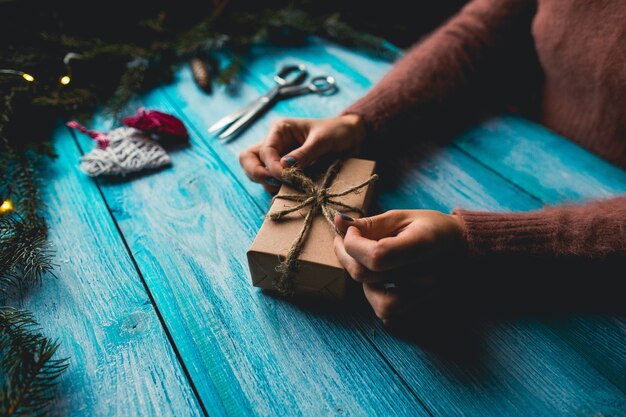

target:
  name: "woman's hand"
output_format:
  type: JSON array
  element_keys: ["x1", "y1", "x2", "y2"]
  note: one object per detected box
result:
[
  {"x1": 333, "y1": 210, "x2": 467, "y2": 325},
  {"x1": 239, "y1": 115, "x2": 366, "y2": 193}
]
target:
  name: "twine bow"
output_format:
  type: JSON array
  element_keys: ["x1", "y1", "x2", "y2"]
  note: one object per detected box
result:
[{"x1": 267, "y1": 160, "x2": 378, "y2": 296}]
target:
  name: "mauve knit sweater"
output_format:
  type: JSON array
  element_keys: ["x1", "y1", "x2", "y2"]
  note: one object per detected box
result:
[{"x1": 342, "y1": 0, "x2": 626, "y2": 259}]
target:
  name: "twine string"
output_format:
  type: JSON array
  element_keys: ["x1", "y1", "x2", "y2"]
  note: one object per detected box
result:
[{"x1": 267, "y1": 160, "x2": 377, "y2": 296}]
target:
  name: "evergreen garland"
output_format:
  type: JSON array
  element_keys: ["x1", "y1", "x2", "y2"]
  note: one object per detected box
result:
[{"x1": 0, "y1": 307, "x2": 68, "y2": 417}]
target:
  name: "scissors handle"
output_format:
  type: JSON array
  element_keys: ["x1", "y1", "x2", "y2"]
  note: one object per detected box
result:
[
  {"x1": 274, "y1": 64, "x2": 308, "y2": 86},
  {"x1": 208, "y1": 64, "x2": 308, "y2": 137},
  {"x1": 278, "y1": 76, "x2": 338, "y2": 99}
]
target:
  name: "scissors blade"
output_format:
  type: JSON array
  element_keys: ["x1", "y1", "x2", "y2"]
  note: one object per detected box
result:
[
  {"x1": 218, "y1": 94, "x2": 275, "y2": 140},
  {"x1": 207, "y1": 100, "x2": 260, "y2": 134}
]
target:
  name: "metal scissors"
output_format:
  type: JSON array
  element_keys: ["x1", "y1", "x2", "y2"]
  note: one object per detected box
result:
[{"x1": 208, "y1": 64, "x2": 338, "y2": 141}]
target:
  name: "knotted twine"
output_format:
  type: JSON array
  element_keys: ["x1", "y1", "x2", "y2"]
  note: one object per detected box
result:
[{"x1": 267, "y1": 160, "x2": 378, "y2": 296}]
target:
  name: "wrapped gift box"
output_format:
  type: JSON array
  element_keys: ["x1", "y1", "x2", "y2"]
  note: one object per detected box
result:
[{"x1": 247, "y1": 158, "x2": 376, "y2": 299}]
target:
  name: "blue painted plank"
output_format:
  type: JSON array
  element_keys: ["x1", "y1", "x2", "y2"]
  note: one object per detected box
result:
[
  {"x1": 366, "y1": 145, "x2": 626, "y2": 415},
  {"x1": 158, "y1": 39, "x2": 626, "y2": 415},
  {"x1": 453, "y1": 115, "x2": 626, "y2": 394},
  {"x1": 454, "y1": 115, "x2": 626, "y2": 203},
  {"x1": 14, "y1": 126, "x2": 204, "y2": 416},
  {"x1": 545, "y1": 317, "x2": 626, "y2": 393},
  {"x1": 159, "y1": 38, "x2": 398, "y2": 209},
  {"x1": 72, "y1": 97, "x2": 431, "y2": 416}
]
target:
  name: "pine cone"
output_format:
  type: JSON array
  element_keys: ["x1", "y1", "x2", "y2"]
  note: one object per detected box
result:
[{"x1": 190, "y1": 58, "x2": 212, "y2": 93}]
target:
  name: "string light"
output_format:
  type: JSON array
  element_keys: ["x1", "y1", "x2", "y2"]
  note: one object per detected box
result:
[
  {"x1": 60, "y1": 52, "x2": 83, "y2": 87},
  {"x1": 0, "y1": 69, "x2": 35, "y2": 82},
  {"x1": 0, "y1": 200, "x2": 13, "y2": 213}
]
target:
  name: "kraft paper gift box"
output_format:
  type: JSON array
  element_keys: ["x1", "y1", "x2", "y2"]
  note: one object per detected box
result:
[{"x1": 247, "y1": 158, "x2": 376, "y2": 299}]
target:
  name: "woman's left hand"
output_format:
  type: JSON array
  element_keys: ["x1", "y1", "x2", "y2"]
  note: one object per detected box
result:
[{"x1": 333, "y1": 210, "x2": 467, "y2": 325}]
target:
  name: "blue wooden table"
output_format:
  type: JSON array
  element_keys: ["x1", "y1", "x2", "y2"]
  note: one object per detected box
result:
[{"x1": 20, "y1": 38, "x2": 626, "y2": 416}]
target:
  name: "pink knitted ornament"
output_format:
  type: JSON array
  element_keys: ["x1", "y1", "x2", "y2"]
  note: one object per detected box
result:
[
  {"x1": 66, "y1": 123, "x2": 172, "y2": 177},
  {"x1": 122, "y1": 108, "x2": 189, "y2": 139},
  {"x1": 66, "y1": 108, "x2": 188, "y2": 177}
]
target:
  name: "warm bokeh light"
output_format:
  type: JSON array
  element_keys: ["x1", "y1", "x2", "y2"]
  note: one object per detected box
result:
[
  {"x1": 21, "y1": 73, "x2": 35, "y2": 82},
  {"x1": 60, "y1": 75, "x2": 71, "y2": 85},
  {"x1": 0, "y1": 200, "x2": 13, "y2": 213}
]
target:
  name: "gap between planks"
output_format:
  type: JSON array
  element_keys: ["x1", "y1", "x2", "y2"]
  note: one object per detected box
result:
[
  {"x1": 158, "y1": 85, "x2": 437, "y2": 416},
  {"x1": 450, "y1": 144, "x2": 544, "y2": 206},
  {"x1": 67, "y1": 127, "x2": 212, "y2": 417},
  {"x1": 158, "y1": 69, "x2": 626, "y2": 410}
]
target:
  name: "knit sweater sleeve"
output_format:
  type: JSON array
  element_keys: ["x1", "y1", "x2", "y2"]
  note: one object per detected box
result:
[
  {"x1": 342, "y1": 0, "x2": 535, "y2": 136},
  {"x1": 453, "y1": 196, "x2": 626, "y2": 259}
]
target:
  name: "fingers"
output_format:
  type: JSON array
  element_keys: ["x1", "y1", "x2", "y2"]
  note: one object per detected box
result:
[
  {"x1": 243, "y1": 116, "x2": 361, "y2": 189},
  {"x1": 334, "y1": 236, "x2": 385, "y2": 283},
  {"x1": 363, "y1": 283, "x2": 413, "y2": 322},
  {"x1": 341, "y1": 211, "x2": 434, "y2": 271},
  {"x1": 335, "y1": 233, "x2": 438, "y2": 286},
  {"x1": 239, "y1": 144, "x2": 280, "y2": 193},
  {"x1": 259, "y1": 122, "x2": 290, "y2": 179},
  {"x1": 343, "y1": 226, "x2": 405, "y2": 271},
  {"x1": 334, "y1": 209, "x2": 409, "y2": 238},
  {"x1": 350, "y1": 210, "x2": 411, "y2": 239},
  {"x1": 281, "y1": 133, "x2": 331, "y2": 170},
  {"x1": 260, "y1": 119, "x2": 308, "y2": 178},
  {"x1": 333, "y1": 212, "x2": 356, "y2": 235},
  {"x1": 239, "y1": 144, "x2": 270, "y2": 182},
  {"x1": 335, "y1": 211, "x2": 405, "y2": 271}
]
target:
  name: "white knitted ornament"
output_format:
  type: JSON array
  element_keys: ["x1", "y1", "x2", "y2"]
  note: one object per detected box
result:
[{"x1": 79, "y1": 127, "x2": 171, "y2": 177}]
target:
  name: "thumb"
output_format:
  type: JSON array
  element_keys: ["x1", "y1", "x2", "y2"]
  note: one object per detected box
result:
[
  {"x1": 334, "y1": 210, "x2": 409, "y2": 240},
  {"x1": 281, "y1": 136, "x2": 330, "y2": 170},
  {"x1": 334, "y1": 213, "x2": 357, "y2": 235}
]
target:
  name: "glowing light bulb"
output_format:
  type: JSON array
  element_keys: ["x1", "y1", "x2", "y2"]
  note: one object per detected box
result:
[
  {"x1": 0, "y1": 200, "x2": 13, "y2": 213},
  {"x1": 59, "y1": 75, "x2": 71, "y2": 85},
  {"x1": 21, "y1": 73, "x2": 35, "y2": 82}
]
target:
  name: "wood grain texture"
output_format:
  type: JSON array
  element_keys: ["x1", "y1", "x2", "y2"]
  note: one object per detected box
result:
[
  {"x1": 454, "y1": 115, "x2": 626, "y2": 203},
  {"x1": 453, "y1": 115, "x2": 626, "y2": 395},
  {"x1": 367, "y1": 151, "x2": 626, "y2": 416},
  {"x1": 13, "y1": 126, "x2": 204, "y2": 416},
  {"x1": 55, "y1": 36, "x2": 626, "y2": 416},
  {"x1": 155, "y1": 38, "x2": 626, "y2": 415},
  {"x1": 159, "y1": 39, "x2": 400, "y2": 209},
  {"x1": 72, "y1": 99, "x2": 431, "y2": 417}
]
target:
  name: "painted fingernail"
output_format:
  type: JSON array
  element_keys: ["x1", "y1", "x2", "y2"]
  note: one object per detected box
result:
[
  {"x1": 339, "y1": 213, "x2": 354, "y2": 222},
  {"x1": 283, "y1": 156, "x2": 297, "y2": 167},
  {"x1": 265, "y1": 177, "x2": 281, "y2": 187}
]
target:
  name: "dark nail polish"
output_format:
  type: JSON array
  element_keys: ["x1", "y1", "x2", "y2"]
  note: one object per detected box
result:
[
  {"x1": 265, "y1": 177, "x2": 281, "y2": 187},
  {"x1": 283, "y1": 156, "x2": 297, "y2": 167},
  {"x1": 339, "y1": 213, "x2": 354, "y2": 222}
]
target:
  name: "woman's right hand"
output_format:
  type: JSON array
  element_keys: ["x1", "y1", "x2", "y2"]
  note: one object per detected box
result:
[{"x1": 239, "y1": 114, "x2": 366, "y2": 193}]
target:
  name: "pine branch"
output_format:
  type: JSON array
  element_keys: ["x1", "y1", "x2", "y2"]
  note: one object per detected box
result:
[
  {"x1": 0, "y1": 214, "x2": 55, "y2": 296},
  {"x1": 0, "y1": 144, "x2": 55, "y2": 296},
  {"x1": 322, "y1": 13, "x2": 401, "y2": 61},
  {"x1": 0, "y1": 91, "x2": 17, "y2": 141},
  {"x1": 105, "y1": 58, "x2": 149, "y2": 116},
  {"x1": 0, "y1": 307, "x2": 68, "y2": 417},
  {"x1": 174, "y1": 2, "x2": 230, "y2": 58},
  {"x1": 12, "y1": 155, "x2": 43, "y2": 223},
  {"x1": 216, "y1": 55, "x2": 242, "y2": 88}
]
